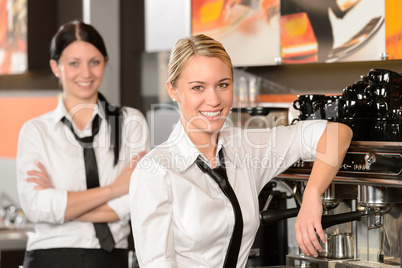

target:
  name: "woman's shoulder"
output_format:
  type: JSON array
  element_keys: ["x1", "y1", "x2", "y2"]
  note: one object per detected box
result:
[
  {"x1": 122, "y1": 106, "x2": 145, "y2": 117},
  {"x1": 121, "y1": 106, "x2": 149, "y2": 134},
  {"x1": 18, "y1": 110, "x2": 58, "y2": 145},
  {"x1": 20, "y1": 109, "x2": 57, "y2": 131},
  {"x1": 134, "y1": 142, "x2": 172, "y2": 176},
  {"x1": 142, "y1": 142, "x2": 170, "y2": 162}
]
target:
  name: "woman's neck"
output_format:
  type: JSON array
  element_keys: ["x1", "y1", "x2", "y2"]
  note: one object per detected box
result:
[
  {"x1": 187, "y1": 127, "x2": 219, "y2": 168},
  {"x1": 64, "y1": 95, "x2": 98, "y2": 130}
]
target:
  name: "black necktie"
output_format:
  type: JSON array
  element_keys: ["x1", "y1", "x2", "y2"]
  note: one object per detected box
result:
[
  {"x1": 196, "y1": 148, "x2": 243, "y2": 268},
  {"x1": 61, "y1": 114, "x2": 116, "y2": 252}
]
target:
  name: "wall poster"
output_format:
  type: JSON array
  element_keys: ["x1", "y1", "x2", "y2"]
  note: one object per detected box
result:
[
  {"x1": 0, "y1": 0, "x2": 27, "y2": 75},
  {"x1": 192, "y1": 0, "x2": 281, "y2": 67},
  {"x1": 192, "y1": 0, "x2": 400, "y2": 66}
]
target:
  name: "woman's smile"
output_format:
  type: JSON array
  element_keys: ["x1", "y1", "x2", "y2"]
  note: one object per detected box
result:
[{"x1": 199, "y1": 110, "x2": 223, "y2": 120}]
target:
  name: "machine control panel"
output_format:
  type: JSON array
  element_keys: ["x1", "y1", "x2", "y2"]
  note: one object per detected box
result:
[{"x1": 290, "y1": 152, "x2": 402, "y2": 176}]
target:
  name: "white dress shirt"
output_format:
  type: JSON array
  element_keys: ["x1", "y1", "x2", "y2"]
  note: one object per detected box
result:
[
  {"x1": 130, "y1": 119, "x2": 327, "y2": 268},
  {"x1": 17, "y1": 97, "x2": 150, "y2": 251}
]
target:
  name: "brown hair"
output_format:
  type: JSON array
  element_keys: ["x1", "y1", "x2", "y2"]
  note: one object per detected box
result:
[{"x1": 50, "y1": 20, "x2": 107, "y2": 62}]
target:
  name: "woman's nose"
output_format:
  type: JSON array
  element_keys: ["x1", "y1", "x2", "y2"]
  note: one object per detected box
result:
[
  {"x1": 205, "y1": 88, "x2": 221, "y2": 106},
  {"x1": 81, "y1": 64, "x2": 92, "y2": 77}
]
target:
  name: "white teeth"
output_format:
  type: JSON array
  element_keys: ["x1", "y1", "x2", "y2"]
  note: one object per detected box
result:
[
  {"x1": 77, "y1": 82, "x2": 91, "y2": 87},
  {"x1": 200, "y1": 111, "x2": 221, "y2": 117}
]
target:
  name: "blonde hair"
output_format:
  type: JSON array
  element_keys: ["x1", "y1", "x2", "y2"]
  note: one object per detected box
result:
[{"x1": 167, "y1": 34, "x2": 233, "y2": 87}]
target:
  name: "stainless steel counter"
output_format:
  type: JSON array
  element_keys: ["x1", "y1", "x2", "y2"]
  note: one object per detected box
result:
[{"x1": 0, "y1": 229, "x2": 30, "y2": 251}]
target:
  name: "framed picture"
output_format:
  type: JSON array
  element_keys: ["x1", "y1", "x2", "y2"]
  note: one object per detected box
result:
[
  {"x1": 191, "y1": 0, "x2": 399, "y2": 65},
  {"x1": 192, "y1": 0, "x2": 281, "y2": 67},
  {"x1": 0, "y1": 0, "x2": 27, "y2": 75}
]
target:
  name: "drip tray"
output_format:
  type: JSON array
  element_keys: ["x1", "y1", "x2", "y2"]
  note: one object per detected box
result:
[
  {"x1": 335, "y1": 260, "x2": 400, "y2": 268},
  {"x1": 286, "y1": 254, "x2": 354, "y2": 268}
]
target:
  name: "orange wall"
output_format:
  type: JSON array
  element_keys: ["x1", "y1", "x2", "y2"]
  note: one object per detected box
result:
[
  {"x1": 259, "y1": 94, "x2": 297, "y2": 103},
  {"x1": 0, "y1": 96, "x2": 58, "y2": 158},
  {"x1": 385, "y1": 0, "x2": 402, "y2": 59}
]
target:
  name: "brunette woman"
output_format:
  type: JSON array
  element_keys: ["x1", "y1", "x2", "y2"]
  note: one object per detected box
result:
[{"x1": 17, "y1": 20, "x2": 149, "y2": 268}]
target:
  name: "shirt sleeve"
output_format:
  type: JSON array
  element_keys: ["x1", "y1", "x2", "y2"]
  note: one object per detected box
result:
[
  {"x1": 242, "y1": 120, "x2": 327, "y2": 192},
  {"x1": 16, "y1": 121, "x2": 68, "y2": 224},
  {"x1": 129, "y1": 156, "x2": 177, "y2": 267},
  {"x1": 107, "y1": 107, "x2": 151, "y2": 220}
]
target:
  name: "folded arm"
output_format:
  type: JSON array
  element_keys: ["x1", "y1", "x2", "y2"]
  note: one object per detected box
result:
[{"x1": 24, "y1": 151, "x2": 145, "y2": 222}]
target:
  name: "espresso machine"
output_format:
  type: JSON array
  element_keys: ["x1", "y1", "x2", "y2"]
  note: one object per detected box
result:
[
  {"x1": 264, "y1": 69, "x2": 402, "y2": 268},
  {"x1": 272, "y1": 142, "x2": 402, "y2": 268}
]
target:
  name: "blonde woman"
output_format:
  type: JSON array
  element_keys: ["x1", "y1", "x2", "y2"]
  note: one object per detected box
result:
[{"x1": 130, "y1": 34, "x2": 352, "y2": 268}]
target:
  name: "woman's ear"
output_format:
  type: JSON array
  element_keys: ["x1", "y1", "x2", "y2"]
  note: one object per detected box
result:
[
  {"x1": 49, "y1": 59, "x2": 59, "y2": 78},
  {"x1": 166, "y1": 81, "x2": 177, "y2": 102}
]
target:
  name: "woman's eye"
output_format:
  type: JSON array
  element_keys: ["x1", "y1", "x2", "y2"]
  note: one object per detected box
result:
[
  {"x1": 91, "y1": 60, "x2": 100, "y2": 66},
  {"x1": 69, "y1": 62, "x2": 78, "y2": 67},
  {"x1": 192, "y1": 85, "x2": 203, "y2": 91},
  {"x1": 218, "y1": 83, "x2": 229, "y2": 89}
]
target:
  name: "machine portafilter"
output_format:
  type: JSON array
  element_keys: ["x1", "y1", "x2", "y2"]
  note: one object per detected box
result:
[
  {"x1": 260, "y1": 184, "x2": 365, "y2": 259},
  {"x1": 260, "y1": 183, "x2": 362, "y2": 229},
  {"x1": 259, "y1": 184, "x2": 398, "y2": 231},
  {"x1": 260, "y1": 207, "x2": 364, "y2": 229}
]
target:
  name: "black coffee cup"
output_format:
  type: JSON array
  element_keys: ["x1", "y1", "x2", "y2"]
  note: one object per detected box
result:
[
  {"x1": 336, "y1": 99, "x2": 376, "y2": 118},
  {"x1": 339, "y1": 117, "x2": 374, "y2": 141},
  {"x1": 373, "y1": 118, "x2": 387, "y2": 141},
  {"x1": 386, "y1": 122, "x2": 401, "y2": 141},
  {"x1": 365, "y1": 84, "x2": 401, "y2": 99},
  {"x1": 293, "y1": 94, "x2": 326, "y2": 117},
  {"x1": 368, "y1": 68, "x2": 402, "y2": 87}
]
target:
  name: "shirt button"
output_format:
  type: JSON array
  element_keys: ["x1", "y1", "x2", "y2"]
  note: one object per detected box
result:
[{"x1": 227, "y1": 205, "x2": 232, "y2": 210}]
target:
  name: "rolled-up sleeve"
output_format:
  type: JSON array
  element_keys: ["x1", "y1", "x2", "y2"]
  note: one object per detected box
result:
[
  {"x1": 16, "y1": 122, "x2": 68, "y2": 224},
  {"x1": 241, "y1": 120, "x2": 327, "y2": 191},
  {"x1": 298, "y1": 120, "x2": 328, "y2": 161}
]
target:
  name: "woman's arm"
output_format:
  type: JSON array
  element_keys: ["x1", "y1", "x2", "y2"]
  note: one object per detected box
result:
[
  {"x1": 294, "y1": 122, "x2": 353, "y2": 257},
  {"x1": 64, "y1": 153, "x2": 144, "y2": 221},
  {"x1": 75, "y1": 203, "x2": 119, "y2": 222},
  {"x1": 26, "y1": 151, "x2": 145, "y2": 222}
]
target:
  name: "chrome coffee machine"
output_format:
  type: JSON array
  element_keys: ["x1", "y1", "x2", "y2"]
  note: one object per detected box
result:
[
  {"x1": 275, "y1": 147, "x2": 402, "y2": 267},
  {"x1": 270, "y1": 69, "x2": 402, "y2": 268}
]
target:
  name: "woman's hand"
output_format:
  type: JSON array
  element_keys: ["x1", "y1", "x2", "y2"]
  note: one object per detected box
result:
[
  {"x1": 26, "y1": 162, "x2": 54, "y2": 190},
  {"x1": 109, "y1": 150, "x2": 146, "y2": 196},
  {"x1": 65, "y1": 150, "x2": 147, "y2": 221},
  {"x1": 294, "y1": 187, "x2": 324, "y2": 257}
]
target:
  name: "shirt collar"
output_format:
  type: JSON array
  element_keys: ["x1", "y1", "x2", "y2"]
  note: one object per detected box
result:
[
  {"x1": 167, "y1": 121, "x2": 236, "y2": 172},
  {"x1": 52, "y1": 96, "x2": 106, "y2": 126}
]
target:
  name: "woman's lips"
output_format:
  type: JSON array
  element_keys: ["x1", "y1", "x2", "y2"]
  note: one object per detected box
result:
[
  {"x1": 199, "y1": 110, "x2": 222, "y2": 120},
  {"x1": 76, "y1": 81, "x2": 93, "y2": 88}
]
